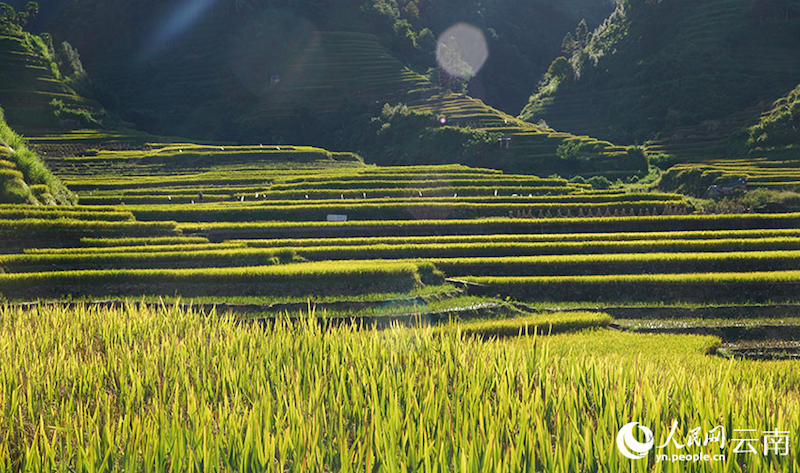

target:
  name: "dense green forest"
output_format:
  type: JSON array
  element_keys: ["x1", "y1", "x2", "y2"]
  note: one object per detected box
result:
[{"x1": 521, "y1": 0, "x2": 800, "y2": 144}]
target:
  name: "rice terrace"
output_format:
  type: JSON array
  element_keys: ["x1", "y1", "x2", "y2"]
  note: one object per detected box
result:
[{"x1": 2, "y1": 0, "x2": 800, "y2": 471}]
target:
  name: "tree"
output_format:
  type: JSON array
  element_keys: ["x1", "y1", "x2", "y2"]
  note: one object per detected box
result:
[
  {"x1": 25, "y1": 2, "x2": 38, "y2": 20},
  {"x1": 575, "y1": 18, "x2": 588, "y2": 45},
  {"x1": 547, "y1": 56, "x2": 573, "y2": 82},
  {"x1": 561, "y1": 32, "x2": 578, "y2": 56},
  {"x1": 0, "y1": 3, "x2": 16, "y2": 23},
  {"x1": 0, "y1": 1, "x2": 39, "y2": 28}
]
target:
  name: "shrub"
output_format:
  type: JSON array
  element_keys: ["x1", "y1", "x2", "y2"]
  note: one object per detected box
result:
[
  {"x1": 587, "y1": 175, "x2": 612, "y2": 189},
  {"x1": 547, "y1": 56, "x2": 574, "y2": 82}
]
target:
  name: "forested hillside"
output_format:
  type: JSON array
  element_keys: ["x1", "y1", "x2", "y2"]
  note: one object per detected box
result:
[
  {"x1": 521, "y1": 0, "x2": 800, "y2": 146},
  {"x1": 27, "y1": 0, "x2": 613, "y2": 139},
  {"x1": 0, "y1": 7, "x2": 110, "y2": 133}
]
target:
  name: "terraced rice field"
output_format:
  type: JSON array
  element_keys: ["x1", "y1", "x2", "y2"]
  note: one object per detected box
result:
[
  {"x1": 3, "y1": 136, "x2": 800, "y2": 471},
  {"x1": 664, "y1": 158, "x2": 800, "y2": 192},
  {"x1": 2, "y1": 139, "x2": 798, "y2": 340},
  {"x1": 0, "y1": 138, "x2": 798, "y2": 322},
  {"x1": 409, "y1": 92, "x2": 642, "y2": 177},
  {"x1": 3, "y1": 303, "x2": 797, "y2": 471}
]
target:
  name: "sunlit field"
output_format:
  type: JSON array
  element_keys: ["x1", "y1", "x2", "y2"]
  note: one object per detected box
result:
[
  {"x1": 3, "y1": 0, "x2": 800, "y2": 469},
  {"x1": 1, "y1": 303, "x2": 798, "y2": 472}
]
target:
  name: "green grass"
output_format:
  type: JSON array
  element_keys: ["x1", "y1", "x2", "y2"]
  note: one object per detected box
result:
[{"x1": 0, "y1": 107, "x2": 75, "y2": 205}]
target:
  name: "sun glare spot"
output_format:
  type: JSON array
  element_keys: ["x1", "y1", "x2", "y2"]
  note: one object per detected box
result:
[
  {"x1": 436, "y1": 23, "x2": 488, "y2": 79},
  {"x1": 140, "y1": 0, "x2": 218, "y2": 61}
]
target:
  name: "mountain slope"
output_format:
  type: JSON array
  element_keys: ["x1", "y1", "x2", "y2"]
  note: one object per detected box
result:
[
  {"x1": 521, "y1": 0, "x2": 800, "y2": 149},
  {"x1": 40, "y1": 0, "x2": 614, "y2": 119},
  {"x1": 0, "y1": 107, "x2": 75, "y2": 204},
  {"x1": 10, "y1": 0, "x2": 642, "y2": 178},
  {"x1": 0, "y1": 26, "x2": 110, "y2": 133}
]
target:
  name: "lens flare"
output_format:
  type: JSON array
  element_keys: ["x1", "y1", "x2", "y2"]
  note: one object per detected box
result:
[
  {"x1": 140, "y1": 0, "x2": 218, "y2": 61},
  {"x1": 436, "y1": 23, "x2": 488, "y2": 79}
]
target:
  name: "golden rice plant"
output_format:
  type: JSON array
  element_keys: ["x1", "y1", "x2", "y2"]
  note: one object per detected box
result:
[{"x1": 0, "y1": 303, "x2": 797, "y2": 472}]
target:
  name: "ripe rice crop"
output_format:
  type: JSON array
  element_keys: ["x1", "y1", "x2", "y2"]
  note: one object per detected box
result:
[
  {"x1": 443, "y1": 311, "x2": 613, "y2": 337},
  {"x1": 64, "y1": 174, "x2": 275, "y2": 191},
  {"x1": 121, "y1": 200, "x2": 687, "y2": 222},
  {"x1": 430, "y1": 250, "x2": 800, "y2": 276},
  {"x1": 0, "y1": 208, "x2": 134, "y2": 221},
  {"x1": 227, "y1": 193, "x2": 681, "y2": 205},
  {"x1": 275, "y1": 171, "x2": 515, "y2": 183},
  {"x1": 237, "y1": 228, "x2": 800, "y2": 248},
  {"x1": 268, "y1": 177, "x2": 569, "y2": 191},
  {"x1": 355, "y1": 164, "x2": 504, "y2": 174},
  {"x1": 1, "y1": 247, "x2": 295, "y2": 272},
  {"x1": 274, "y1": 238, "x2": 800, "y2": 261},
  {"x1": 0, "y1": 219, "x2": 179, "y2": 247},
  {"x1": 80, "y1": 236, "x2": 210, "y2": 247},
  {"x1": 252, "y1": 186, "x2": 579, "y2": 200},
  {"x1": 0, "y1": 261, "x2": 441, "y2": 299},
  {"x1": 464, "y1": 270, "x2": 800, "y2": 303},
  {"x1": 1, "y1": 303, "x2": 796, "y2": 472},
  {"x1": 25, "y1": 243, "x2": 240, "y2": 255},
  {"x1": 78, "y1": 194, "x2": 232, "y2": 205},
  {"x1": 185, "y1": 214, "x2": 800, "y2": 239}
]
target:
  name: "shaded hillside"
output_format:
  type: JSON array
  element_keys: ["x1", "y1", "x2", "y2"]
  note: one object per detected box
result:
[
  {"x1": 0, "y1": 22, "x2": 113, "y2": 133},
  {"x1": 658, "y1": 83, "x2": 800, "y2": 196},
  {"x1": 400, "y1": 92, "x2": 646, "y2": 177},
  {"x1": 521, "y1": 0, "x2": 800, "y2": 148},
  {"x1": 0, "y1": 0, "x2": 641, "y2": 178},
  {"x1": 746, "y1": 82, "x2": 800, "y2": 156},
  {"x1": 0, "y1": 107, "x2": 75, "y2": 204},
  {"x1": 37, "y1": 0, "x2": 613, "y2": 120}
]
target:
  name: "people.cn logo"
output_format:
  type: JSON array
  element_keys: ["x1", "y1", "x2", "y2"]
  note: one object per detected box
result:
[{"x1": 617, "y1": 422, "x2": 655, "y2": 460}]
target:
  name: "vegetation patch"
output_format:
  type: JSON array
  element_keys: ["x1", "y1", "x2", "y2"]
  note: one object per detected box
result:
[{"x1": 444, "y1": 311, "x2": 613, "y2": 338}]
